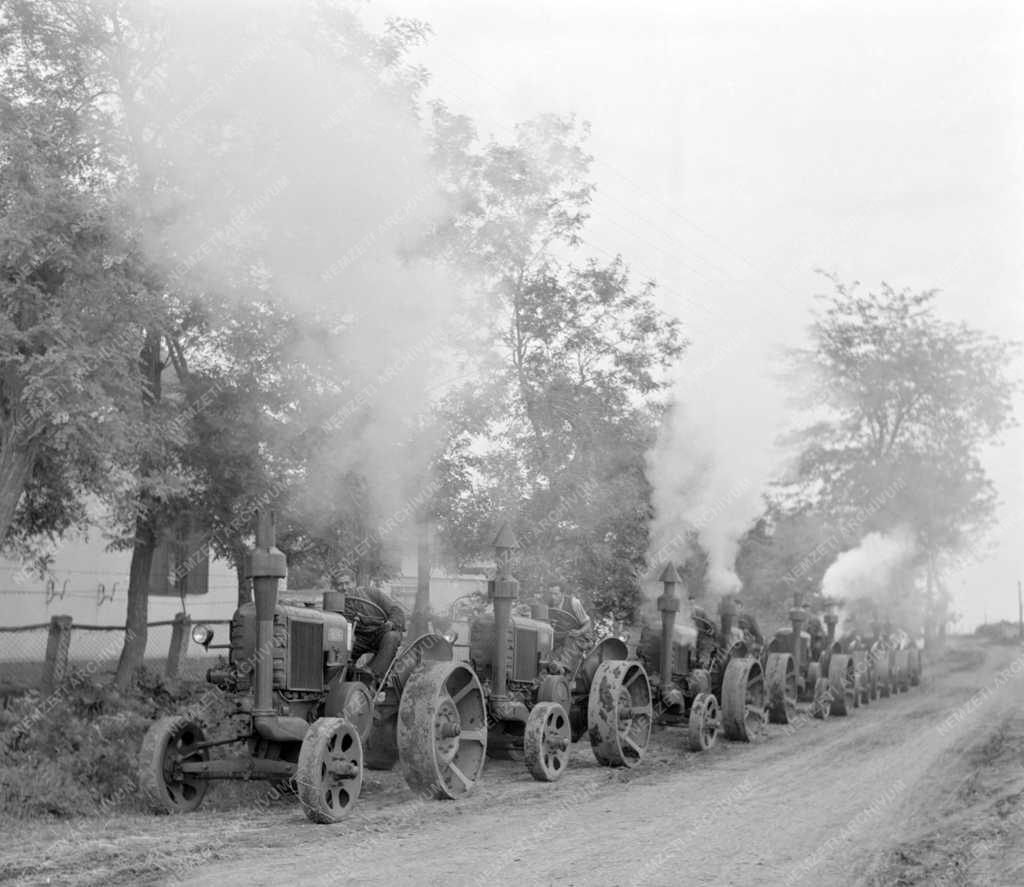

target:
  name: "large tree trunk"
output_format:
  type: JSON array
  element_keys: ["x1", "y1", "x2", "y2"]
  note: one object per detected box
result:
[
  {"x1": 114, "y1": 514, "x2": 156, "y2": 689},
  {"x1": 114, "y1": 328, "x2": 163, "y2": 689},
  {"x1": 0, "y1": 431, "x2": 39, "y2": 546},
  {"x1": 236, "y1": 553, "x2": 252, "y2": 608}
]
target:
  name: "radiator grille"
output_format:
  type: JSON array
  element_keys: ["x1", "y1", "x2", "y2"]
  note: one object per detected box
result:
[
  {"x1": 513, "y1": 627, "x2": 538, "y2": 682},
  {"x1": 289, "y1": 619, "x2": 324, "y2": 691}
]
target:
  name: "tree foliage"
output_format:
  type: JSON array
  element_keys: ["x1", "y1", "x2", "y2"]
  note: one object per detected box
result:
[
  {"x1": 426, "y1": 109, "x2": 685, "y2": 619},
  {"x1": 751, "y1": 274, "x2": 1020, "y2": 637}
]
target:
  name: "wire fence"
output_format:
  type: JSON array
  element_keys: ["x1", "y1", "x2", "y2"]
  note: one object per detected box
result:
[{"x1": 0, "y1": 617, "x2": 231, "y2": 697}]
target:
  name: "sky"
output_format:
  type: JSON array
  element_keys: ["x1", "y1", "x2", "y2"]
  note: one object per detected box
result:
[{"x1": 369, "y1": 0, "x2": 1024, "y2": 629}]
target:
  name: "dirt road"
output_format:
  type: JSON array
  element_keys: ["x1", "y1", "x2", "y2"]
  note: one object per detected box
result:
[{"x1": 5, "y1": 639, "x2": 1023, "y2": 887}]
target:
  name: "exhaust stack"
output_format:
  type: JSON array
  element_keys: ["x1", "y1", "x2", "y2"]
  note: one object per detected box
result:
[
  {"x1": 246, "y1": 509, "x2": 288, "y2": 718},
  {"x1": 719, "y1": 596, "x2": 737, "y2": 649},
  {"x1": 824, "y1": 600, "x2": 839, "y2": 645},
  {"x1": 789, "y1": 591, "x2": 808, "y2": 676},
  {"x1": 490, "y1": 523, "x2": 519, "y2": 702},
  {"x1": 657, "y1": 562, "x2": 682, "y2": 687}
]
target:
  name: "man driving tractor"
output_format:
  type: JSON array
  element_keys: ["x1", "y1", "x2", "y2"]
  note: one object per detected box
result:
[
  {"x1": 734, "y1": 597, "x2": 764, "y2": 648},
  {"x1": 338, "y1": 575, "x2": 406, "y2": 683},
  {"x1": 546, "y1": 584, "x2": 595, "y2": 676}
]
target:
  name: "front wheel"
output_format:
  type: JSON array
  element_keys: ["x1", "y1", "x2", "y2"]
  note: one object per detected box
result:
[
  {"x1": 296, "y1": 717, "x2": 363, "y2": 823},
  {"x1": 139, "y1": 716, "x2": 210, "y2": 814},
  {"x1": 828, "y1": 655, "x2": 855, "y2": 716},
  {"x1": 687, "y1": 692, "x2": 720, "y2": 752},
  {"x1": 524, "y1": 701, "x2": 571, "y2": 782},
  {"x1": 810, "y1": 677, "x2": 831, "y2": 720}
]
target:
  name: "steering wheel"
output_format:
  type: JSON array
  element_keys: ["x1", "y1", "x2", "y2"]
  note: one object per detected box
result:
[
  {"x1": 693, "y1": 614, "x2": 717, "y2": 636},
  {"x1": 547, "y1": 607, "x2": 582, "y2": 634},
  {"x1": 343, "y1": 595, "x2": 389, "y2": 631},
  {"x1": 449, "y1": 593, "x2": 487, "y2": 621}
]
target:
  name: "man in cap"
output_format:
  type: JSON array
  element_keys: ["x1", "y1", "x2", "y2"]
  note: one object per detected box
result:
[
  {"x1": 339, "y1": 575, "x2": 406, "y2": 683},
  {"x1": 546, "y1": 584, "x2": 595, "y2": 676},
  {"x1": 734, "y1": 597, "x2": 764, "y2": 648}
]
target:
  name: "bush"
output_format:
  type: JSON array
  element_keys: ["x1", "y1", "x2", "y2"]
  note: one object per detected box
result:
[{"x1": 0, "y1": 668, "x2": 230, "y2": 819}]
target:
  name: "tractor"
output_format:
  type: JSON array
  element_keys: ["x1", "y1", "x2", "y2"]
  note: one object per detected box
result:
[
  {"x1": 764, "y1": 592, "x2": 849, "y2": 721},
  {"x1": 816, "y1": 601, "x2": 872, "y2": 711},
  {"x1": 884, "y1": 623, "x2": 922, "y2": 693},
  {"x1": 139, "y1": 510, "x2": 487, "y2": 823},
  {"x1": 465, "y1": 524, "x2": 654, "y2": 781},
  {"x1": 634, "y1": 563, "x2": 768, "y2": 752}
]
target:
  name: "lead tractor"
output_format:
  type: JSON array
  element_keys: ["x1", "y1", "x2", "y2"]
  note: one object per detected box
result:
[
  {"x1": 139, "y1": 510, "x2": 487, "y2": 823},
  {"x1": 637, "y1": 563, "x2": 768, "y2": 752},
  {"x1": 464, "y1": 525, "x2": 654, "y2": 782}
]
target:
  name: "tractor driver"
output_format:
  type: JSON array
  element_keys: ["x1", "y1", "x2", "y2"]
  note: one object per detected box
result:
[
  {"x1": 806, "y1": 612, "x2": 828, "y2": 660},
  {"x1": 342, "y1": 577, "x2": 406, "y2": 683},
  {"x1": 546, "y1": 585, "x2": 594, "y2": 676},
  {"x1": 734, "y1": 598, "x2": 764, "y2": 648}
]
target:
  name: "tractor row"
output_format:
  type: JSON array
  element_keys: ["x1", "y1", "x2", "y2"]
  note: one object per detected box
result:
[
  {"x1": 138, "y1": 513, "x2": 922, "y2": 823},
  {"x1": 762, "y1": 593, "x2": 923, "y2": 727}
]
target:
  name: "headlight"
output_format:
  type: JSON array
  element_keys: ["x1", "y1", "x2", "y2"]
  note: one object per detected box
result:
[{"x1": 191, "y1": 624, "x2": 214, "y2": 647}]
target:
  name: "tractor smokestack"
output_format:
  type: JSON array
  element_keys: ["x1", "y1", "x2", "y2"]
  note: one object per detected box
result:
[
  {"x1": 491, "y1": 522, "x2": 519, "y2": 702},
  {"x1": 824, "y1": 601, "x2": 839, "y2": 645},
  {"x1": 657, "y1": 562, "x2": 681, "y2": 688},
  {"x1": 789, "y1": 591, "x2": 808, "y2": 677},
  {"x1": 246, "y1": 509, "x2": 287, "y2": 717},
  {"x1": 718, "y1": 596, "x2": 737, "y2": 649}
]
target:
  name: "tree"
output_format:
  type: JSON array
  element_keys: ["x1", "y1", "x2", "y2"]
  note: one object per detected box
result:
[
  {"x1": 783, "y1": 275, "x2": 1018, "y2": 639},
  {"x1": 2, "y1": 0, "x2": 442, "y2": 686},
  {"x1": 0, "y1": 35, "x2": 146, "y2": 551},
  {"x1": 427, "y1": 110, "x2": 685, "y2": 619}
]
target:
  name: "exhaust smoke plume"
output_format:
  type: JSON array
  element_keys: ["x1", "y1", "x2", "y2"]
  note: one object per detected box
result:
[
  {"x1": 822, "y1": 529, "x2": 917, "y2": 613},
  {"x1": 644, "y1": 319, "x2": 794, "y2": 609},
  {"x1": 119, "y1": 1, "x2": 461, "y2": 521}
]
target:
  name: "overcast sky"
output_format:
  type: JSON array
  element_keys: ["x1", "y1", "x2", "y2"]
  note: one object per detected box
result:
[{"x1": 370, "y1": 0, "x2": 1024, "y2": 629}]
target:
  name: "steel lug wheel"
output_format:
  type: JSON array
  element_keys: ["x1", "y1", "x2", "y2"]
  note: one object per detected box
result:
[
  {"x1": 296, "y1": 717, "x2": 363, "y2": 823},
  {"x1": 139, "y1": 716, "x2": 210, "y2": 814},
  {"x1": 525, "y1": 701, "x2": 571, "y2": 781},
  {"x1": 765, "y1": 653, "x2": 797, "y2": 725},
  {"x1": 587, "y1": 659, "x2": 652, "y2": 767},
  {"x1": 722, "y1": 657, "x2": 767, "y2": 741},
  {"x1": 397, "y1": 661, "x2": 487, "y2": 799},
  {"x1": 687, "y1": 692, "x2": 720, "y2": 752}
]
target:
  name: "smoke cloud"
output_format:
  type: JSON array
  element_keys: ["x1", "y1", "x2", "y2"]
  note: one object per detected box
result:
[
  {"x1": 117, "y1": 1, "x2": 462, "y2": 522},
  {"x1": 645, "y1": 314, "x2": 796, "y2": 604},
  {"x1": 821, "y1": 528, "x2": 917, "y2": 606}
]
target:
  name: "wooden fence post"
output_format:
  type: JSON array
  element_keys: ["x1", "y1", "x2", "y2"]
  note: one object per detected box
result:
[
  {"x1": 41, "y1": 615, "x2": 73, "y2": 694},
  {"x1": 165, "y1": 612, "x2": 192, "y2": 679}
]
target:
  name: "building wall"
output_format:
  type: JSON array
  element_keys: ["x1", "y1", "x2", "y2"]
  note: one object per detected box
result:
[{"x1": 0, "y1": 530, "x2": 238, "y2": 635}]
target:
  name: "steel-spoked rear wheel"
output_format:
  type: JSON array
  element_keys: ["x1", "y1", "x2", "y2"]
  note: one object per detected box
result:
[
  {"x1": 828, "y1": 654, "x2": 856, "y2": 716},
  {"x1": 397, "y1": 661, "x2": 487, "y2": 798},
  {"x1": 587, "y1": 659, "x2": 652, "y2": 767},
  {"x1": 765, "y1": 653, "x2": 797, "y2": 725},
  {"x1": 722, "y1": 658, "x2": 767, "y2": 741}
]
